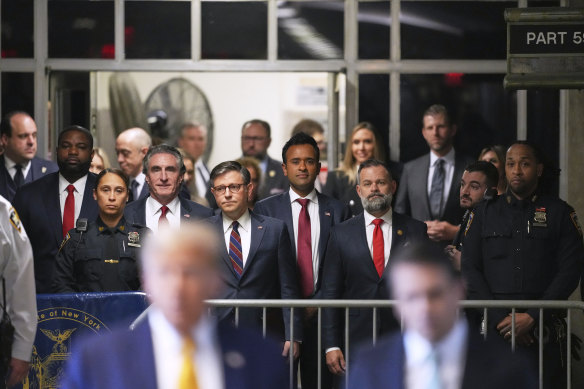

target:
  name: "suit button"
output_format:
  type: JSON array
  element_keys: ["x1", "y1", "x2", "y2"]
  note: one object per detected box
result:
[{"x1": 515, "y1": 266, "x2": 521, "y2": 270}]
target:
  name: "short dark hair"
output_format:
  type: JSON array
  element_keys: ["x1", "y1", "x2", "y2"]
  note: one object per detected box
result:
[
  {"x1": 241, "y1": 119, "x2": 271, "y2": 138},
  {"x1": 210, "y1": 161, "x2": 251, "y2": 187},
  {"x1": 95, "y1": 168, "x2": 130, "y2": 191},
  {"x1": 143, "y1": 144, "x2": 185, "y2": 175},
  {"x1": 388, "y1": 242, "x2": 461, "y2": 285},
  {"x1": 464, "y1": 161, "x2": 499, "y2": 189},
  {"x1": 423, "y1": 104, "x2": 451, "y2": 127},
  {"x1": 57, "y1": 125, "x2": 94, "y2": 149},
  {"x1": 291, "y1": 119, "x2": 324, "y2": 137},
  {"x1": 0, "y1": 111, "x2": 32, "y2": 137},
  {"x1": 508, "y1": 140, "x2": 544, "y2": 164},
  {"x1": 282, "y1": 132, "x2": 320, "y2": 163},
  {"x1": 357, "y1": 159, "x2": 393, "y2": 185}
]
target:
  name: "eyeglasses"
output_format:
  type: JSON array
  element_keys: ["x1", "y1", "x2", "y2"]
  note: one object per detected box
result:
[
  {"x1": 241, "y1": 136, "x2": 267, "y2": 143},
  {"x1": 212, "y1": 183, "x2": 245, "y2": 195}
]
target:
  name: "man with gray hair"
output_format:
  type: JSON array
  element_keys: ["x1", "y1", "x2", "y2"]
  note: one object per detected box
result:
[
  {"x1": 321, "y1": 159, "x2": 427, "y2": 380},
  {"x1": 60, "y1": 222, "x2": 288, "y2": 389},
  {"x1": 115, "y1": 127, "x2": 152, "y2": 201},
  {"x1": 124, "y1": 144, "x2": 212, "y2": 233},
  {"x1": 178, "y1": 123, "x2": 210, "y2": 201}
]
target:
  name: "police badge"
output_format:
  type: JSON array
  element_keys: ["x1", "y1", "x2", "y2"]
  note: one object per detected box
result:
[
  {"x1": 127, "y1": 231, "x2": 141, "y2": 247},
  {"x1": 533, "y1": 207, "x2": 547, "y2": 227}
]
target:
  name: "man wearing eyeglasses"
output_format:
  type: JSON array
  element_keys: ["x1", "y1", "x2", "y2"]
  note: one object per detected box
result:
[
  {"x1": 207, "y1": 160, "x2": 302, "y2": 362},
  {"x1": 241, "y1": 119, "x2": 288, "y2": 200}
]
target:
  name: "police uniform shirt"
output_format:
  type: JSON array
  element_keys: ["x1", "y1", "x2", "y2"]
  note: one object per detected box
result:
[
  {"x1": 0, "y1": 195, "x2": 37, "y2": 361},
  {"x1": 58, "y1": 173, "x2": 88, "y2": 223},
  {"x1": 4, "y1": 155, "x2": 32, "y2": 181},
  {"x1": 145, "y1": 196, "x2": 181, "y2": 233}
]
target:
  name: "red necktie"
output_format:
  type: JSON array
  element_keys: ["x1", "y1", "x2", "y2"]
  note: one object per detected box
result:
[
  {"x1": 159, "y1": 205, "x2": 169, "y2": 229},
  {"x1": 372, "y1": 218, "x2": 385, "y2": 277},
  {"x1": 296, "y1": 199, "x2": 314, "y2": 297},
  {"x1": 62, "y1": 184, "x2": 75, "y2": 237}
]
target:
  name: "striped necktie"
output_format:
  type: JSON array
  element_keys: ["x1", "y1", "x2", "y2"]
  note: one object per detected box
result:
[{"x1": 229, "y1": 221, "x2": 244, "y2": 277}]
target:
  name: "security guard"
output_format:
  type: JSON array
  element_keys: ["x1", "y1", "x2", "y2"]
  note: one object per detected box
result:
[
  {"x1": 53, "y1": 168, "x2": 149, "y2": 293},
  {"x1": 461, "y1": 141, "x2": 584, "y2": 387}
]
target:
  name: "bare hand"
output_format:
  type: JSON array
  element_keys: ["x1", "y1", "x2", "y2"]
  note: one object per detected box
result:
[
  {"x1": 425, "y1": 221, "x2": 459, "y2": 242},
  {"x1": 444, "y1": 245, "x2": 462, "y2": 271},
  {"x1": 325, "y1": 349, "x2": 346, "y2": 376},
  {"x1": 496, "y1": 313, "x2": 535, "y2": 340},
  {"x1": 6, "y1": 358, "x2": 30, "y2": 388},
  {"x1": 282, "y1": 341, "x2": 300, "y2": 360}
]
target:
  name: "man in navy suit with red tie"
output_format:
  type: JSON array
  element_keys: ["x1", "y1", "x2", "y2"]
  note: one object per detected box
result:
[
  {"x1": 60, "y1": 222, "x2": 288, "y2": 389},
  {"x1": 0, "y1": 111, "x2": 58, "y2": 202},
  {"x1": 254, "y1": 132, "x2": 349, "y2": 389},
  {"x1": 322, "y1": 159, "x2": 428, "y2": 383},
  {"x1": 207, "y1": 160, "x2": 302, "y2": 361},
  {"x1": 13, "y1": 125, "x2": 99, "y2": 293}
]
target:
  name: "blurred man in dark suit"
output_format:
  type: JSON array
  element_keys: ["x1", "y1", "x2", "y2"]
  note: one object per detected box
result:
[
  {"x1": 0, "y1": 111, "x2": 58, "y2": 202},
  {"x1": 254, "y1": 132, "x2": 349, "y2": 389},
  {"x1": 322, "y1": 159, "x2": 427, "y2": 381},
  {"x1": 60, "y1": 222, "x2": 288, "y2": 389},
  {"x1": 13, "y1": 125, "x2": 98, "y2": 293},
  {"x1": 350, "y1": 243, "x2": 536, "y2": 389}
]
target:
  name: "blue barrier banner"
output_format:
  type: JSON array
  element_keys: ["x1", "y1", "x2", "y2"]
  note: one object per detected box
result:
[{"x1": 18, "y1": 292, "x2": 149, "y2": 389}]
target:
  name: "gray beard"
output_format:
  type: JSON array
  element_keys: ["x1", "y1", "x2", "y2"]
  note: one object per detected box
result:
[{"x1": 361, "y1": 192, "x2": 392, "y2": 214}]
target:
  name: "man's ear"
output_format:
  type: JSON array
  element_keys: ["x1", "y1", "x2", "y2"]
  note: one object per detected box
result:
[
  {"x1": 282, "y1": 162, "x2": 288, "y2": 177},
  {"x1": 356, "y1": 184, "x2": 362, "y2": 198},
  {"x1": 93, "y1": 189, "x2": 97, "y2": 201}
]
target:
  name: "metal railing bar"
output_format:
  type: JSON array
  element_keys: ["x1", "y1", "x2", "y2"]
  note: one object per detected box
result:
[
  {"x1": 318, "y1": 307, "x2": 322, "y2": 389},
  {"x1": 345, "y1": 307, "x2": 349, "y2": 389},
  {"x1": 539, "y1": 309, "x2": 544, "y2": 389},
  {"x1": 511, "y1": 308, "x2": 516, "y2": 352},
  {"x1": 372, "y1": 307, "x2": 377, "y2": 346},
  {"x1": 289, "y1": 307, "x2": 294, "y2": 389},
  {"x1": 262, "y1": 306, "x2": 267, "y2": 338}
]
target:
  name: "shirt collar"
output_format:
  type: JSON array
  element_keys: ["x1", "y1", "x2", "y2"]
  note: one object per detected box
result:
[
  {"x1": 96, "y1": 216, "x2": 127, "y2": 235},
  {"x1": 364, "y1": 208, "x2": 393, "y2": 226},
  {"x1": 58, "y1": 173, "x2": 88, "y2": 196},
  {"x1": 404, "y1": 318, "x2": 467, "y2": 366},
  {"x1": 133, "y1": 172, "x2": 146, "y2": 185},
  {"x1": 4, "y1": 155, "x2": 31, "y2": 172},
  {"x1": 430, "y1": 147, "x2": 455, "y2": 167},
  {"x1": 222, "y1": 209, "x2": 251, "y2": 234},
  {"x1": 147, "y1": 195, "x2": 181, "y2": 216},
  {"x1": 289, "y1": 188, "x2": 318, "y2": 205}
]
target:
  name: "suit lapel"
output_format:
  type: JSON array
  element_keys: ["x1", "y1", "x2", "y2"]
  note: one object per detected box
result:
[
  {"x1": 242, "y1": 212, "x2": 265, "y2": 278},
  {"x1": 45, "y1": 174, "x2": 65, "y2": 246},
  {"x1": 419, "y1": 154, "x2": 432, "y2": 218},
  {"x1": 179, "y1": 197, "x2": 192, "y2": 220},
  {"x1": 355, "y1": 214, "x2": 380, "y2": 279},
  {"x1": 79, "y1": 173, "x2": 98, "y2": 219},
  {"x1": 444, "y1": 155, "x2": 465, "y2": 215},
  {"x1": 212, "y1": 215, "x2": 239, "y2": 278},
  {"x1": 280, "y1": 193, "x2": 296, "y2": 252},
  {"x1": 390, "y1": 212, "x2": 406, "y2": 255}
]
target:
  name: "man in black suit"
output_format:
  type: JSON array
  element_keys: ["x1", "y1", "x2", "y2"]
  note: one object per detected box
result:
[
  {"x1": 254, "y1": 132, "x2": 349, "y2": 389},
  {"x1": 115, "y1": 127, "x2": 152, "y2": 201},
  {"x1": 178, "y1": 122, "x2": 211, "y2": 201},
  {"x1": 13, "y1": 125, "x2": 98, "y2": 293},
  {"x1": 349, "y1": 243, "x2": 535, "y2": 389},
  {"x1": 207, "y1": 160, "x2": 302, "y2": 360},
  {"x1": 241, "y1": 119, "x2": 288, "y2": 200},
  {"x1": 323, "y1": 159, "x2": 428, "y2": 381},
  {"x1": 395, "y1": 104, "x2": 473, "y2": 245},
  {"x1": 0, "y1": 111, "x2": 58, "y2": 202},
  {"x1": 124, "y1": 144, "x2": 213, "y2": 230}
]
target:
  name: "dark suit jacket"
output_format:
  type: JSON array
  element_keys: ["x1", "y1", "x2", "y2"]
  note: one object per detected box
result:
[
  {"x1": 0, "y1": 155, "x2": 58, "y2": 202},
  {"x1": 395, "y1": 151, "x2": 473, "y2": 226},
  {"x1": 12, "y1": 172, "x2": 99, "y2": 293},
  {"x1": 321, "y1": 212, "x2": 428, "y2": 351},
  {"x1": 349, "y1": 325, "x2": 536, "y2": 389},
  {"x1": 254, "y1": 191, "x2": 350, "y2": 296},
  {"x1": 123, "y1": 195, "x2": 213, "y2": 226},
  {"x1": 59, "y1": 320, "x2": 288, "y2": 389},
  {"x1": 207, "y1": 210, "x2": 302, "y2": 341},
  {"x1": 258, "y1": 156, "x2": 288, "y2": 200}
]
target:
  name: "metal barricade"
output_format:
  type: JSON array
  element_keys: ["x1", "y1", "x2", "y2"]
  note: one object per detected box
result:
[{"x1": 199, "y1": 299, "x2": 584, "y2": 389}]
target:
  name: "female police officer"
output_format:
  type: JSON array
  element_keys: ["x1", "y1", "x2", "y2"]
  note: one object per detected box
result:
[{"x1": 53, "y1": 168, "x2": 148, "y2": 292}]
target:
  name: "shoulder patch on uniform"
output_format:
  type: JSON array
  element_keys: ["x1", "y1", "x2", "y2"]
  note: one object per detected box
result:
[
  {"x1": 464, "y1": 211, "x2": 474, "y2": 236},
  {"x1": 59, "y1": 233, "x2": 71, "y2": 251},
  {"x1": 570, "y1": 211, "x2": 582, "y2": 236},
  {"x1": 9, "y1": 207, "x2": 22, "y2": 233}
]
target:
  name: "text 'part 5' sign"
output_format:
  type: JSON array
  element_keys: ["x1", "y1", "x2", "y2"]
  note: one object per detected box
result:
[{"x1": 505, "y1": 7, "x2": 584, "y2": 89}]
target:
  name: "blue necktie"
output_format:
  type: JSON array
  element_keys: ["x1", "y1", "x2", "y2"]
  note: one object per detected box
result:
[{"x1": 229, "y1": 221, "x2": 244, "y2": 278}]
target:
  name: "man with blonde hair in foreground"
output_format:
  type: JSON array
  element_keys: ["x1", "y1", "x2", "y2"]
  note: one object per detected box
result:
[{"x1": 60, "y1": 223, "x2": 288, "y2": 389}]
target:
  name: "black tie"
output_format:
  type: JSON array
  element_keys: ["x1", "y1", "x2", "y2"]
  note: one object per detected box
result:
[
  {"x1": 13, "y1": 164, "x2": 25, "y2": 188},
  {"x1": 130, "y1": 180, "x2": 140, "y2": 201},
  {"x1": 429, "y1": 159, "x2": 445, "y2": 219}
]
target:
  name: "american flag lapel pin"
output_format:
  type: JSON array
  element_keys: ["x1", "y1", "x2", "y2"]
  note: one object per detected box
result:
[
  {"x1": 42, "y1": 167, "x2": 47, "y2": 173},
  {"x1": 325, "y1": 212, "x2": 331, "y2": 217},
  {"x1": 184, "y1": 214, "x2": 190, "y2": 218},
  {"x1": 258, "y1": 225, "x2": 263, "y2": 229}
]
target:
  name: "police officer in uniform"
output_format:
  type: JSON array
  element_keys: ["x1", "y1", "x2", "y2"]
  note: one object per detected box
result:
[
  {"x1": 461, "y1": 141, "x2": 584, "y2": 387},
  {"x1": 53, "y1": 168, "x2": 148, "y2": 293}
]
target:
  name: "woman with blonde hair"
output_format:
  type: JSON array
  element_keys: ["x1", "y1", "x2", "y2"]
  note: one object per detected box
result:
[
  {"x1": 90, "y1": 147, "x2": 112, "y2": 174},
  {"x1": 324, "y1": 122, "x2": 395, "y2": 217}
]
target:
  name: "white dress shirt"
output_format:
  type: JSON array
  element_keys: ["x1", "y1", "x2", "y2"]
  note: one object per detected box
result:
[
  {"x1": 195, "y1": 159, "x2": 210, "y2": 197},
  {"x1": 58, "y1": 173, "x2": 88, "y2": 223},
  {"x1": 149, "y1": 308, "x2": 224, "y2": 389},
  {"x1": 4, "y1": 155, "x2": 32, "y2": 181},
  {"x1": 131, "y1": 172, "x2": 146, "y2": 198},
  {"x1": 427, "y1": 148, "x2": 456, "y2": 218},
  {"x1": 363, "y1": 209, "x2": 393, "y2": 266},
  {"x1": 289, "y1": 188, "x2": 321, "y2": 287},
  {"x1": 222, "y1": 210, "x2": 252, "y2": 267},
  {"x1": 145, "y1": 196, "x2": 181, "y2": 233},
  {"x1": 404, "y1": 319, "x2": 468, "y2": 389}
]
